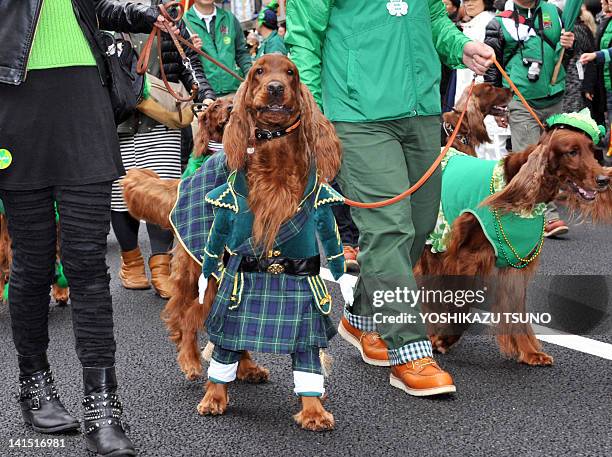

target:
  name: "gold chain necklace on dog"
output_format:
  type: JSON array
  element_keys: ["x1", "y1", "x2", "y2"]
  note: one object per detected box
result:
[{"x1": 386, "y1": 0, "x2": 408, "y2": 16}]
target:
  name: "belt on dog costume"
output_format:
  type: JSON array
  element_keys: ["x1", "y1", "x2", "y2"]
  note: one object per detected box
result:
[
  {"x1": 223, "y1": 251, "x2": 320, "y2": 276},
  {"x1": 213, "y1": 187, "x2": 333, "y2": 315}
]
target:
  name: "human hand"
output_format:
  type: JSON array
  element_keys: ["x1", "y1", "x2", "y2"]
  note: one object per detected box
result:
[
  {"x1": 337, "y1": 274, "x2": 354, "y2": 306},
  {"x1": 198, "y1": 273, "x2": 208, "y2": 304},
  {"x1": 560, "y1": 30, "x2": 575, "y2": 49},
  {"x1": 494, "y1": 115, "x2": 509, "y2": 128},
  {"x1": 191, "y1": 33, "x2": 203, "y2": 48},
  {"x1": 155, "y1": 15, "x2": 180, "y2": 35},
  {"x1": 462, "y1": 41, "x2": 494, "y2": 75},
  {"x1": 579, "y1": 52, "x2": 597, "y2": 65}
]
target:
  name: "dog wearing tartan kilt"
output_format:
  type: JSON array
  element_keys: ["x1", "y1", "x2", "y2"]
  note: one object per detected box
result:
[{"x1": 171, "y1": 55, "x2": 354, "y2": 430}]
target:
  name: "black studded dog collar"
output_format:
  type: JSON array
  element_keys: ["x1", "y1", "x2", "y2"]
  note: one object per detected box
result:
[{"x1": 255, "y1": 117, "x2": 301, "y2": 141}]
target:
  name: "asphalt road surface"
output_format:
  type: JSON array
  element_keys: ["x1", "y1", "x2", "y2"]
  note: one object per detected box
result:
[{"x1": 0, "y1": 213, "x2": 610, "y2": 457}]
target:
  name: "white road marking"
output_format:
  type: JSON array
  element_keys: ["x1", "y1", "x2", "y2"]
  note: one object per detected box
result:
[{"x1": 320, "y1": 268, "x2": 612, "y2": 361}]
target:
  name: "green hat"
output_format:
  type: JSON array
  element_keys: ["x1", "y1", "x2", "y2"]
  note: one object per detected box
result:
[
  {"x1": 257, "y1": 0, "x2": 279, "y2": 26},
  {"x1": 545, "y1": 108, "x2": 606, "y2": 145}
]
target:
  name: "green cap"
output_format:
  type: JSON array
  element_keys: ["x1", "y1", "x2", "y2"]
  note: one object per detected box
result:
[{"x1": 545, "y1": 108, "x2": 606, "y2": 145}]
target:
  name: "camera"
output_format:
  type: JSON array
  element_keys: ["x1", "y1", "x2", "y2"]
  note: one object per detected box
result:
[{"x1": 523, "y1": 58, "x2": 543, "y2": 82}]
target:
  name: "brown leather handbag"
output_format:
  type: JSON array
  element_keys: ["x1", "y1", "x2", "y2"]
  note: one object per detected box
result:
[{"x1": 137, "y1": 73, "x2": 194, "y2": 129}]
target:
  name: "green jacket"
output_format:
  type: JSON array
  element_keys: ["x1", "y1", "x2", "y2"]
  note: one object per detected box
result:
[
  {"x1": 202, "y1": 169, "x2": 346, "y2": 280},
  {"x1": 285, "y1": 0, "x2": 471, "y2": 122},
  {"x1": 185, "y1": 7, "x2": 251, "y2": 96},
  {"x1": 497, "y1": 1, "x2": 565, "y2": 102},
  {"x1": 255, "y1": 30, "x2": 288, "y2": 60}
]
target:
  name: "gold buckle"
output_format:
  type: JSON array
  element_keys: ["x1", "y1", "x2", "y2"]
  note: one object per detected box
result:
[
  {"x1": 267, "y1": 250, "x2": 282, "y2": 257},
  {"x1": 267, "y1": 263, "x2": 285, "y2": 274}
]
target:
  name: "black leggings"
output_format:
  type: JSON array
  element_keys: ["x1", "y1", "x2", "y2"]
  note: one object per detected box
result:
[
  {"x1": 0, "y1": 182, "x2": 115, "y2": 367},
  {"x1": 110, "y1": 211, "x2": 173, "y2": 255}
]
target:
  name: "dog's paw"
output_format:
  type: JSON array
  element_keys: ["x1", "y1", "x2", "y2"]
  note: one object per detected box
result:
[
  {"x1": 178, "y1": 354, "x2": 203, "y2": 381},
  {"x1": 183, "y1": 366, "x2": 203, "y2": 381},
  {"x1": 293, "y1": 408, "x2": 335, "y2": 432},
  {"x1": 430, "y1": 335, "x2": 459, "y2": 354},
  {"x1": 519, "y1": 351, "x2": 554, "y2": 366},
  {"x1": 293, "y1": 397, "x2": 335, "y2": 432},
  {"x1": 197, "y1": 382, "x2": 228, "y2": 416},
  {"x1": 52, "y1": 286, "x2": 69, "y2": 306},
  {"x1": 236, "y1": 359, "x2": 270, "y2": 384}
]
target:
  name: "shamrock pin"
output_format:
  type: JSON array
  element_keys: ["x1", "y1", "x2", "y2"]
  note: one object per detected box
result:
[{"x1": 387, "y1": 1, "x2": 408, "y2": 17}]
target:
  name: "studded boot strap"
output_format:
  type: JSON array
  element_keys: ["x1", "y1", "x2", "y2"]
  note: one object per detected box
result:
[
  {"x1": 82, "y1": 393, "x2": 128, "y2": 435},
  {"x1": 18, "y1": 370, "x2": 60, "y2": 410}
]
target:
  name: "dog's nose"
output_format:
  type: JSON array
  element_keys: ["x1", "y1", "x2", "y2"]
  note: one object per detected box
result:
[
  {"x1": 267, "y1": 82, "x2": 284, "y2": 97},
  {"x1": 596, "y1": 174, "x2": 610, "y2": 187}
]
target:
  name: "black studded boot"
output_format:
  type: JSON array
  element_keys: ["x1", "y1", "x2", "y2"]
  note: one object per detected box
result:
[
  {"x1": 18, "y1": 354, "x2": 80, "y2": 433},
  {"x1": 82, "y1": 367, "x2": 135, "y2": 457}
]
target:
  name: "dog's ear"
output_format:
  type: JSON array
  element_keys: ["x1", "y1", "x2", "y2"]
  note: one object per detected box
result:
[
  {"x1": 483, "y1": 142, "x2": 551, "y2": 214},
  {"x1": 465, "y1": 92, "x2": 491, "y2": 144},
  {"x1": 298, "y1": 83, "x2": 342, "y2": 182},
  {"x1": 223, "y1": 80, "x2": 254, "y2": 171},
  {"x1": 193, "y1": 108, "x2": 211, "y2": 158}
]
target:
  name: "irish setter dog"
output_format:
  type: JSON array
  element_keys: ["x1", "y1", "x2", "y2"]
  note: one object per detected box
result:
[
  {"x1": 123, "y1": 55, "x2": 342, "y2": 430},
  {"x1": 443, "y1": 83, "x2": 512, "y2": 156},
  {"x1": 416, "y1": 127, "x2": 612, "y2": 365},
  {"x1": 193, "y1": 98, "x2": 233, "y2": 157},
  {"x1": 122, "y1": 99, "x2": 266, "y2": 385}
]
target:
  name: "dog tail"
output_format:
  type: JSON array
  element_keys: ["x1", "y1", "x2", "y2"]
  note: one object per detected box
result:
[{"x1": 121, "y1": 168, "x2": 179, "y2": 230}]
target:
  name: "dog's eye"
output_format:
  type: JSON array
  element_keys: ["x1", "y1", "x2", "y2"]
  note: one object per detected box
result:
[
  {"x1": 255, "y1": 67, "x2": 264, "y2": 75},
  {"x1": 567, "y1": 150, "x2": 578, "y2": 157},
  {"x1": 287, "y1": 69, "x2": 294, "y2": 76}
]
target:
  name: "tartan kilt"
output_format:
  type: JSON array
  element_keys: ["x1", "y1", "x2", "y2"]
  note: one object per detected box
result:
[{"x1": 206, "y1": 271, "x2": 336, "y2": 354}]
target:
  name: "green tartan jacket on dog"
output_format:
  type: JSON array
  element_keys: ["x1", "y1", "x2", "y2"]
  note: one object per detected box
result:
[
  {"x1": 201, "y1": 168, "x2": 345, "y2": 280},
  {"x1": 171, "y1": 164, "x2": 346, "y2": 353}
]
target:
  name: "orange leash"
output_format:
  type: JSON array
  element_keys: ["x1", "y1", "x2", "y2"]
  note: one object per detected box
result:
[
  {"x1": 342, "y1": 56, "x2": 543, "y2": 209},
  {"x1": 491, "y1": 56, "x2": 544, "y2": 129},
  {"x1": 342, "y1": 80, "x2": 476, "y2": 209}
]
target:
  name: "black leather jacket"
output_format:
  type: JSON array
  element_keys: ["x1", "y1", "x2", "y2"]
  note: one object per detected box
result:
[
  {"x1": 156, "y1": 3, "x2": 216, "y2": 102},
  {"x1": 0, "y1": 0, "x2": 215, "y2": 101}
]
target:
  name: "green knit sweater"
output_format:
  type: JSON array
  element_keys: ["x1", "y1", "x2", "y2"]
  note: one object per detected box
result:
[{"x1": 27, "y1": 0, "x2": 96, "y2": 71}]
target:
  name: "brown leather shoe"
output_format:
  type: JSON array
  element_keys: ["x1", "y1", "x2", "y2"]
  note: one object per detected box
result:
[
  {"x1": 119, "y1": 248, "x2": 150, "y2": 290},
  {"x1": 544, "y1": 219, "x2": 569, "y2": 238},
  {"x1": 149, "y1": 254, "x2": 172, "y2": 299},
  {"x1": 337, "y1": 316, "x2": 390, "y2": 366},
  {"x1": 390, "y1": 357, "x2": 456, "y2": 396}
]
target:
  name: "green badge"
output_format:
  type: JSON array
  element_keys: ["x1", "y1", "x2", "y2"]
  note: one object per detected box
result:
[
  {"x1": 223, "y1": 35, "x2": 231, "y2": 45},
  {"x1": 0, "y1": 149, "x2": 12, "y2": 169}
]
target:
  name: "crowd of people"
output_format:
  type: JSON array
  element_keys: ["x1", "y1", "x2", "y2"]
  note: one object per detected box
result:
[{"x1": 0, "y1": 0, "x2": 610, "y2": 455}]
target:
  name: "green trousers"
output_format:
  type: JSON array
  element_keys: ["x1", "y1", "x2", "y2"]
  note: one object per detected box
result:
[{"x1": 335, "y1": 115, "x2": 440, "y2": 364}]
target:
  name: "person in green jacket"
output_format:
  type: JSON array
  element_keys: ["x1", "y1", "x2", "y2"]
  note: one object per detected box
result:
[
  {"x1": 286, "y1": 0, "x2": 494, "y2": 397},
  {"x1": 185, "y1": 0, "x2": 252, "y2": 97},
  {"x1": 255, "y1": 8, "x2": 288, "y2": 59}
]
